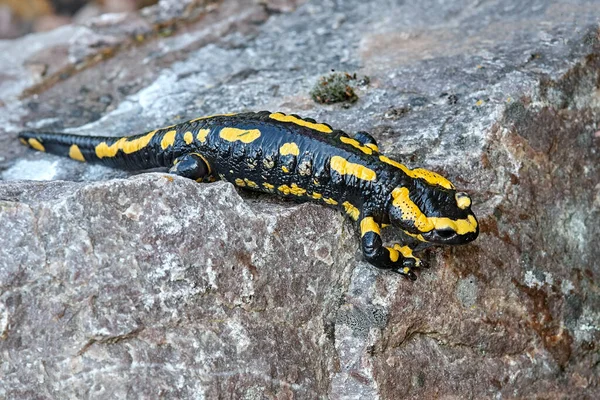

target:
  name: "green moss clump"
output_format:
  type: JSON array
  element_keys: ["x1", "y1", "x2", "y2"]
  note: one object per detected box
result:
[{"x1": 311, "y1": 72, "x2": 364, "y2": 104}]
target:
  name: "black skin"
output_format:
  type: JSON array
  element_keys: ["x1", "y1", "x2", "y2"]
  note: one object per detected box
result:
[{"x1": 19, "y1": 111, "x2": 479, "y2": 279}]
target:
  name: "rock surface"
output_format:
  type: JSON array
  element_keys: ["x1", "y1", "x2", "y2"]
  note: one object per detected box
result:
[{"x1": 1, "y1": 0, "x2": 599, "y2": 398}]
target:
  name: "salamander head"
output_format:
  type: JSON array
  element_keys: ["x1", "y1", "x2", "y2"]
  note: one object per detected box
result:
[{"x1": 387, "y1": 178, "x2": 478, "y2": 245}]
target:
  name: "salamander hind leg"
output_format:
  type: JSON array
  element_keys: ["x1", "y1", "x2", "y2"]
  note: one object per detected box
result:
[
  {"x1": 359, "y1": 216, "x2": 422, "y2": 280},
  {"x1": 353, "y1": 131, "x2": 379, "y2": 153},
  {"x1": 169, "y1": 153, "x2": 212, "y2": 182}
]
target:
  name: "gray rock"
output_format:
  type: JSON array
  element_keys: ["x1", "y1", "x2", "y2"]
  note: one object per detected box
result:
[
  {"x1": 0, "y1": 175, "x2": 354, "y2": 399},
  {"x1": 1, "y1": 0, "x2": 599, "y2": 398}
]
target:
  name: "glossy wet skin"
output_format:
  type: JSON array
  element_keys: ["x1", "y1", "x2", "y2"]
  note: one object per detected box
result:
[
  {"x1": 19, "y1": 111, "x2": 479, "y2": 280},
  {"x1": 388, "y1": 178, "x2": 479, "y2": 245}
]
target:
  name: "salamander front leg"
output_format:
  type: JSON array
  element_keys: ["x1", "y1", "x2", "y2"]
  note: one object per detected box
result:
[
  {"x1": 359, "y1": 216, "x2": 420, "y2": 280},
  {"x1": 169, "y1": 153, "x2": 212, "y2": 182},
  {"x1": 389, "y1": 243, "x2": 426, "y2": 268}
]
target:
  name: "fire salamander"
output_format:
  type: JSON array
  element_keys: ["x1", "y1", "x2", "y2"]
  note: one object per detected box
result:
[{"x1": 19, "y1": 111, "x2": 478, "y2": 280}]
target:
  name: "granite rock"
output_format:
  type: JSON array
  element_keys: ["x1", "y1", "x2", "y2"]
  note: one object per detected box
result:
[{"x1": 0, "y1": 0, "x2": 599, "y2": 398}]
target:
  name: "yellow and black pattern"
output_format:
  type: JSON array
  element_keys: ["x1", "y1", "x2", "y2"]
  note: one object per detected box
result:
[{"x1": 19, "y1": 110, "x2": 478, "y2": 279}]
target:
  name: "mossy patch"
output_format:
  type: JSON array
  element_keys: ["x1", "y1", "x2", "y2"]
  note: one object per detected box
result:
[{"x1": 311, "y1": 72, "x2": 368, "y2": 105}]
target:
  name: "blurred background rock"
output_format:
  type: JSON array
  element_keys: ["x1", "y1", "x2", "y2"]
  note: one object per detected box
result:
[{"x1": 0, "y1": 0, "x2": 158, "y2": 38}]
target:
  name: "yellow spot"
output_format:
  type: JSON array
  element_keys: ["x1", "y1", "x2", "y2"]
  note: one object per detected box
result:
[
  {"x1": 311, "y1": 192, "x2": 322, "y2": 200},
  {"x1": 269, "y1": 112, "x2": 332, "y2": 133},
  {"x1": 393, "y1": 244, "x2": 414, "y2": 258},
  {"x1": 475, "y1": 99, "x2": 484, "y2": 106},
  {"x1": 381, "y1": 224, "x2": 390, "y2": 228},
  {"x1": 379, "y1": 155, "x2": 404, "y2": 170},
  {"x1": 281, "y1": 166, "x2": 289, "y2": 173},
  {"x1": 330, "y1": 156, "x2": 376, "y2": 181},
  {"x1": 393, "y1": 244, "x2": 421, "y2": 267},
  {"x1": 403, "y1": 231, "x2": 427, "y2": 242},
  {"x1": 69, "y1": 144, "x2": 85, "y2": 162},
  {"x1": 184, "y1": 131, "x2": 194, "y2": 144},
  {"x1": 431, "y1": 215, "x2": 478, "y2": 235},
  {"x1": 28, "y1": 138, "x2": 45, "y2": 152},
  {"x1": 280, "y1": 142, "x2": 300, "y2": 156},
  {"x1": 263, "y1": 183, "x2": 275, "y2": 190},
  {"x1": 190, "y1": 113, "x2": 236, "y2": 122},
  {"x1": 323, "y1": 197, "x2": 338, "y2": 205},
  {"x1": 403, "y1": 267, "x2": 411, "y2": 274},
  {"x1": 278, "y1": 183, "x2": 306, "y2": 196},
  {"x1": 455, "y1": 193, "x2": 471, "y2": 209},
  {"x1": 366, "y1": 143, "x2": 379, "y2": 152},
  {"x1": 412, "y1": 168, "x2": 455, "y2": 189},
  {"x1": 244, "y1": 179, "x2": 258, "y2": 188},
  {"x1": 219, "y1": 127, "x2": 261, "y2": 143},
  {"x1": 235, "y1": 178, "x2": 246, "y2": 186},
  {"x1": 197, "y1": 129, "x2": 210, "y2": 142},
  {"x1": 340, "y1": 136, "x2": 373, "y2": 155},
  {"x1": 392, "y1": 187, "x2": 478, "y2": 235},
  {"x1": 392, "y1": 187, "x2": 435, "y2": 232},
  {"x1": 95, "y1": 131, "x2": 157, "y2": 158},
  {"x1": 19, "y1": 138, "x2": 28, "y2": 146},
  {"x1": 95, "y1": 140, "x2": 121, "y2": 158},
  {"x1": 313, "y1": 179, "x2": 320, "y2": 186},
  {"x1": 342, "y1": 201, "x2": 360, "y2": 221},
  {"x1": 122, "y1": 131, "x2": 156, "y2": 154},
  {"x1": 386, "y1": 246, "x2": 400, "y2": 262},
  {"x1": 161, "y1": 130, "x2": 177, "y2": 150},
  {"x1": 360, "y1": 217, "x2": 380, "y2": 237},
  {"x1": 379, "y1": 155, "x2": 454, "y2": 189}
]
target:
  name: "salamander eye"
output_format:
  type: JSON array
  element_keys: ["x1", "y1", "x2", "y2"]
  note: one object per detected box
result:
[
  {"x1": 436, "y1": 229, "x2": 456, "y2": 239},
  {"x1": 455, "y1": 192, "x2": 471, "y2": 209}
]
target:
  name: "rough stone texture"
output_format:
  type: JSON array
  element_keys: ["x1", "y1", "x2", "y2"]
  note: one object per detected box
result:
[
  {"x1": 0, "y1": 0, "x2": 599, "y2": 398},
  {"x1": 0, "y1": 175, "x2": 352, "y2": 398}
]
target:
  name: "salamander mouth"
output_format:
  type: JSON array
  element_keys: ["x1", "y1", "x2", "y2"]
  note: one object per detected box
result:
[
  {"x1": 422, "y1": 229, "x2": 459, "y2": 243},
  {"x1": 421, "y1": 223, "x2": 479, "y2": 245}
]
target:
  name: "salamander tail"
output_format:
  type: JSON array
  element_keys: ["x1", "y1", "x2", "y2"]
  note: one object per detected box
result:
[{"x1": 18, "y1": 129, "x2": 176, "y2": 170}]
